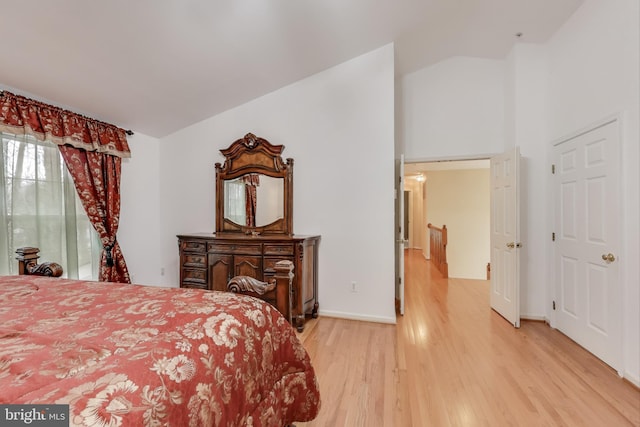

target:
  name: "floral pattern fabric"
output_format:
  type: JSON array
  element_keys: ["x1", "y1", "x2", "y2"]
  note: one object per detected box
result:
[
  {"x1": 0, "y1": 91, "x2": 130, "y2": 158},
  {"x1": 58, "y1": 146, "x2": 130, "y2": 283},
  {"x1": 0, "y1": 276, "x2": 320, "y2": 426}
]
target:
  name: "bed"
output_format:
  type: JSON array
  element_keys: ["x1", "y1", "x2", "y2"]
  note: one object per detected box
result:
[{"x1": 0, "y1": 248, "x2": 320, "y2": 426}]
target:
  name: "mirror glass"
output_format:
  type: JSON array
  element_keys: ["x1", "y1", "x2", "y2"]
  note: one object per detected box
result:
[{"x1": 223, "y1": 175, "x2": 284, "y2": 227}]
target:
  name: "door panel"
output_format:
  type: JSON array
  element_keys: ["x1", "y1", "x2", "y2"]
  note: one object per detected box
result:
[
  {"x1": 490, "y1": 147, "x2": 520, "y2": 327},
  {"x1": 210, "y1": 254, "x2": 232, "y2": 291},
  {"x1": 553, "y1": 119, "x2": 621, "y2": 371},
  {"x1": 560, "y1": 255, "x2": 579, "y2": 317},
  {"x1": 234, "y1": 255, "x2": 262, "y2": 279}
]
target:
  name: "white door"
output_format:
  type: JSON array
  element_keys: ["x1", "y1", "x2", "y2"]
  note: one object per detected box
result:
[
  {"x1": 552, "y1": 119, "x2": 621, "y2": 371},
  {"x1": 490, "y1": 147, "x2": 521, "y2": 327},
  {"x1": 395, "y1": 154, "x2": 405, "y2": 315}
]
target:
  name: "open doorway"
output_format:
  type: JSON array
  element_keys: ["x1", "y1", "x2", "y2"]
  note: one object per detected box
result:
[{"x1": 404, "y1": 159, "x2": 490, "y2": 280}]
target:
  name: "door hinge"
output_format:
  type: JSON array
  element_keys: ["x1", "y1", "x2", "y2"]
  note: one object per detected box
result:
[
  {"x1": 399, "y1": 277, "x2": 402, "y2": 284},
  {"x1": 552, "y1": 232, "x2": 555, "y2": 241},
  {"x1": 552, "y1": 301, "x2": 556, "y2": 310},
  {"x1": 551, "y1": 164, "x2": 555, "y2": 174}
]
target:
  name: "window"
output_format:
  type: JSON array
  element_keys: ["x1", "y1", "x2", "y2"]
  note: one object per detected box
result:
[
  {"x1": 224, "y1": 179, "x2": 247, "y2": 225},
  {"x1": 0, "y1": 132, "x2": 100, "y2": 279}
]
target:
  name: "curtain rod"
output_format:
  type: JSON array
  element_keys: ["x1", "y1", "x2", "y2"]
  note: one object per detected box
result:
[{"x1": 0, "y1": 90, "x2": 135, "y2": 136}]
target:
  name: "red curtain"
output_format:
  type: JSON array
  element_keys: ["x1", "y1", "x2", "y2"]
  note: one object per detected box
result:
[
  {"x1": 243, "y1": 173, "x2": 260, "y2": 227},
  {"x1": 0, "y1": 91, "x2": 131, "y2": 157},
  {"x1": 0, "y1": 91, "x2": 131, "y2": 283}
]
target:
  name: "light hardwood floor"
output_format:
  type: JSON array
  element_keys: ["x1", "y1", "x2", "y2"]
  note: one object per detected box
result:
[{"x1": 297, "y1": 249, "x2": 640, "y2": 426}]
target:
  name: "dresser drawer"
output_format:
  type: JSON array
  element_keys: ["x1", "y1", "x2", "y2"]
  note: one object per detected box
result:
[
  {"x1": 263, "y1": 256, "x2": 294, "y2": 273},
  {"x1": 181, "y1": 240, "x2": 206, "y2": 253},
  {"x1": 263, "y1": 244, "x2": 294, "y2": 256},
  {"x1": 181, "y1": 282, "x2": 208, "y2": 291},
  {"x1": 182, "y1": 253, "x2": 206, "y2": 268},
  {"x1": 208, "y1": 242, "x2": 262, "y2": 255},
  {"x1": 182, "y1": 268, "x2": 206, "y2": 286}
]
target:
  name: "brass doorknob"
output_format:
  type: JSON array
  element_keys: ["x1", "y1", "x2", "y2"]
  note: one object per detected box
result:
[
  {"x1": 601, "y1": 253, "x2": 616, "y2": 263},
  {"x1": 506, "y1": 242, "x2": 515, "y2": 249}
]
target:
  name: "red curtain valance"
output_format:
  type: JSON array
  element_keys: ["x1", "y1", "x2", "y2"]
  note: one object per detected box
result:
[{"x1": 0, "y1": 91, "x2": 130, "y2": 158}]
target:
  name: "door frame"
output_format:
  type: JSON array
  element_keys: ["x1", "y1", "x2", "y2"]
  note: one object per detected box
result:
[
  {"x1": 395, "y1": 154, "x2": 405, "y2": 315},
  {"x1": 401, "y1": 154, "x2": 494, "y2": 277},
  {"x1": 548, "y1": 114, "x2": 624, "y2": 374}
]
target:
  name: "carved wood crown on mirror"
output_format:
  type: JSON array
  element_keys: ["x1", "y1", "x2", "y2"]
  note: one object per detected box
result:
[
  {"x1": 178, "y1": 133, "x2": 320, "y2": 332},
  {"x1": 215, "y1": 132, "x2": 293, "y2": 236}
]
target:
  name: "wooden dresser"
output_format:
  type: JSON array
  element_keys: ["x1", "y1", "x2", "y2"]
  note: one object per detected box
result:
[
  {"x1": 178, "y1": 232, "x2": 320, "y2": 331},
  {"x1": 180, "y1": 133, "x2": 320, "y2": 332}
]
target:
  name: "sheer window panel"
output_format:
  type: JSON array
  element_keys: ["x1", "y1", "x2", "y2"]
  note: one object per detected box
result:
[
  {"x1": 0, "y1": 132, "x2": 100, "y2": 278},
  {"x1": 224, "y1": 180, "x2": 246, "y2": 225}
]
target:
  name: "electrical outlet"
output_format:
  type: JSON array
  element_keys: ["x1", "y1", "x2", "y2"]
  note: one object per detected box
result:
[{"x1": 351, "y1": 281, "x2": 357, "y2": 292}]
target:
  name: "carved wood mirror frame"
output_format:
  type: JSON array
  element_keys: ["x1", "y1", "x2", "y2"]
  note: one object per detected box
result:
[{"x1": 215, "y1": 133, "x2": 293, "y2": 235}]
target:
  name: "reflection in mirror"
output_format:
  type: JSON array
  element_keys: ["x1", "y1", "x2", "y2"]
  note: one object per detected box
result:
[{"x1": 223, "y1": 175, "x2": 284, "y2": 227}]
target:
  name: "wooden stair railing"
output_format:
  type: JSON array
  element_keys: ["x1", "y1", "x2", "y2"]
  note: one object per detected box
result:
[{"x1": 428, "y1": 223, "x2": 448, "y2": 278}]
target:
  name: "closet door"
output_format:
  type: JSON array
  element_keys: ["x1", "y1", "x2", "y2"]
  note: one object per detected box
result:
[{"x1": 552, "y1": 119, "x2": 621, "y2": 372}]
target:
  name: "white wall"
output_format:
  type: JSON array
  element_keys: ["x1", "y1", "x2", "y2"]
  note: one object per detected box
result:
[
  {"x1": 158, "y1": 44, "x2": 397, "y2": 324},
  {"x1": 118, "y1": 133, "x2": 163, "y2": 285},
  {"x1": 402, "y1": 57, "x2": 505, "y2": 160},
  {"x1": 545, "y1": 0, "x2": 640, "y2": 385}
]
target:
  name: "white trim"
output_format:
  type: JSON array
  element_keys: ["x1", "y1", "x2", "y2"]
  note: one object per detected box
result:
[
  {"x1": 550, "y1": 114, "x2": 621, "y2": 147},
  {"x1": 623, "y1": 372, "x2": 640, "y2": 388},
  {"x1": 520, "y1": 314, "x2": 547, "y2": 322},
  {"x1": 318, "y1": 310, "x2": 397, "y2": 325},
  {"x1": 405, "y1": 153, "x2": 495, "y2": 163}
]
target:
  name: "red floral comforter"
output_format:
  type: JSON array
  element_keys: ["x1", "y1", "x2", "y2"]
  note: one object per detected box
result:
[{"x1": 0, "y1": 276, "x2": 320, "y2": 426}]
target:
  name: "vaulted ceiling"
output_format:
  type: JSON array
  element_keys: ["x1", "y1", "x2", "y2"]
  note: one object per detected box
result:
[{"x1": 0, "y1": 0, "x2": 582, "y2": 137}]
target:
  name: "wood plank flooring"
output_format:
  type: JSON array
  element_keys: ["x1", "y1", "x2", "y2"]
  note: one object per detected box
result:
[{"x1": 297, "y1": 249, "x2": 640, "y2": 426}]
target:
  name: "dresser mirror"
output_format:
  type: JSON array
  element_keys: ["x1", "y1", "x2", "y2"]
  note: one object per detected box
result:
[
  {"x1": 215, "y1": 133, "x2": 293, "y2": 235},
  {"x1": 223, "y1": 175, "x2": 284, "y2": 227}
]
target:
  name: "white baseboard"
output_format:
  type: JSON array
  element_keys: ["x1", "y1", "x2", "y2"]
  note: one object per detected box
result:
[
  {"x1": 623, "y1": 371, "x2": 640, "y2": 388},
  {"x1": 520, "y1": 314, "x2": 547, "y2": 322},
  {"x1": 318, "y1": 310, "x2": 397, "y2": 325}
]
